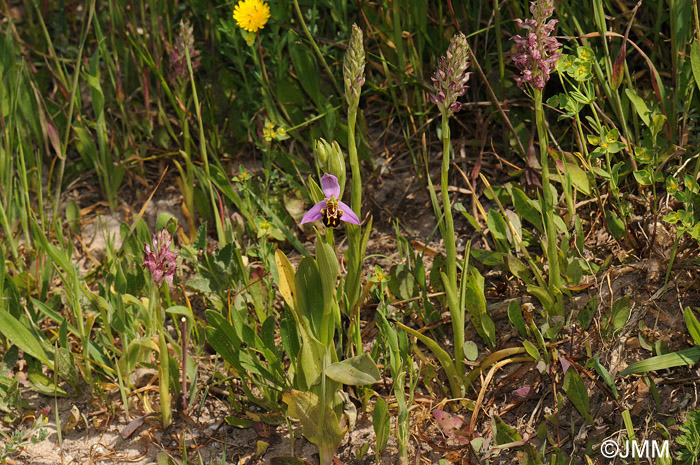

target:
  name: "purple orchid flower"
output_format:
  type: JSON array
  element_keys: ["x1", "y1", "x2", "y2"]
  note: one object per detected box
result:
[
  {"x1": 301, "y1": 174, "x2": 360, "y2": 228},
  {"x1": 144, "y1": 229, "x2": 178, "y2": 287}
]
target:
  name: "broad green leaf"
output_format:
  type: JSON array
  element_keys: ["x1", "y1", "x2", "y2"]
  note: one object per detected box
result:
[
  {"x1": 56, "y1": 347, "x2": 78, "y2": 387},
  {"x1": 577, "y1": 297, "x2": 597, "y2": 330},
  {"x1": 325, "y1": 353, "x2": 380, "y2": 386},
  {"x1": 527, "y1": 285, "x2": 554, "y2": 311},
  {"x1": 0, "y1": 308, "x2": 51, "y2": 368},
  {"x1": 605, "y1": 210, "x2": 626, "y2": 240},
  {"x1": 620, "y1": 346, "x2": 700, "y2": 376},
  {"x1": 27, "y1": 370, "x2": 68, "y2": 396},
  {"x1": 562, "y1": 369, "x2": 593, "y2": 425},
  {"x1": 470, "y1": 249, "x2": 505, "y2": 266},
  {"x1": 73, "y1": 125, "x2": 99, "y2": 167},
  {"x1": 562, "y1": 162, "x2": 591, "y2": 196},
  {"x1": 205, "y1": 311, "x2": 247, "y2": 369},
  {"x1": 288, "y1": 35, "x2": 323, "y2": 108},
  {"x1": 691, "y1": 40, "x2": 700, "y2": 92},
  {"x1": 592, "y1": 355, "x2": 618, "y2": 399},
  {"x1": 283, "y1": 389, "x2": 343, "y2": 464},
  {"x1": 464, "y1": 269, "x2": 495, "y2": 348},
  {"x1": 507, "y1": 256, "x2": 533, "y2": 284},
  {"x1": 610, "y1": 296, "x2": 631, "y2": 333},
  {"x1": 508, "y1": 301, "x2": 528, "y2": 338},
  {"x1": 487, "y1": 210, "x2": 508, "y2": 242},
  {"x1": 295, "y1": 257, "x2": 324, "y2": 337},
  {"x1": 298, "y1": 338, "x2": 326, "y2": 390},
  {"x1": 512, "y1": 187, "x2": 544, "y2": 232},
  {"x1": 684, "y1": 307, "x2": 700, "y2": 346},
  {"x1": 625, "y1": 88, "x2": 650, "y2": 127},
  {"x1": 388, "y1": 264, "x2": 416, "y2": 301},
  {"x1": 492, "y1": 414, "x2": 521, "y2": 445},
  {"x1": 393, "y1": 320, "x2": 463, "y2": 397},
  {"x1": 522, "y1": 340, "x2": 541, "y2": 361},
  {"x1": 275, "y1": 250, "x2": 297, "y2": 310},
  {"x1": 373, "y1": 396, "x2": 389, "y2": 453},
  {"x1": 463, "y1": 340, "x2": 479, "y2": 361},
  {"x1": 225, "y1": 416, "x2": 254, "y2": 428},
  {"x1": 165, "y1": 305, "x2": 193, "y2": 320}
]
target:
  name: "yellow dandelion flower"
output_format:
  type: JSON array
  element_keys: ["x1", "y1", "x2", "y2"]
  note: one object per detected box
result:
[{"x1": 233, "y1": 0, "x2": 271, "y2": 33}]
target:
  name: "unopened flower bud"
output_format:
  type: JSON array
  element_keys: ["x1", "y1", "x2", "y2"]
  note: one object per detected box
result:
[
  {"x1": 343, "y1": 24, "x2": 365, "y2": 108},
  {"x1": 314, "y1": 138, "x2": 346, "y2": 194}
]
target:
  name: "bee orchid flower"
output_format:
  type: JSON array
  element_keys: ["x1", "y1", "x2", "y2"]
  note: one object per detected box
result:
[{"x1": 301, "y1": 174, "x2": 360, "y2": 228}]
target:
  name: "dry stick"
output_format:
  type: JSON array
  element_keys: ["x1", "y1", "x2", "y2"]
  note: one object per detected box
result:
[{"x1": 469, "y1": 356, "x2": 533, "y2": 434}]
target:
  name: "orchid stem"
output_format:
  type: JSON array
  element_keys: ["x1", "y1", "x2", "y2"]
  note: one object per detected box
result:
[
  {"x1": 152, "y1": 285, "x2": 172, "y2": 428},
  {"x1": 534, "y1": 89, "x2": 563, "y2": 315},
  {"x1": 440, "y1": 112, "x2": 463, "y2": 377}
]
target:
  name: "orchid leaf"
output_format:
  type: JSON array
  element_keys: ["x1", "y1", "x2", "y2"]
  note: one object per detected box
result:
[
  {"x1": 684, "y1": 307, "x2": 700, "y2": 346},
  {"x1": 315, "y1": 238, "x2": 338, "y2": 342},
  {"x1": 0, "y1": 308, "x2": 52, "y2": 369},
  {"x1": 464, "y1": 269, "x2": 495, "y2": 348},
  {"x1": 297, "y1": 338, "x2": 327, "y2": 391},
  {"x1": 295, "y1": 257, "x2": 324, "y2": 338},
  {"x1": 508, "y1": 301, "x2": 528, "y2": 338},
  {"x1": 275, "y1": 250, "x2": 297, "y2": 311},
  {"x1": 507, "y1": 255, "x2": 533, "y2": 284},
  {"x1": 691, "y1": 40, "x2": 700, "y2": 91},
  {"x1": 283, "y1": 389, "x2": 343, "y2": 465},
  {"x1": 620, "y1": 347, "x2": 700, "y2": 376},
  {"x1": 392, "y1": 320, "x2": 463, "y2": 397},
  {"x1": 325, "y1": 353, "x2": 380, "y2": 386},
  {"x1": 373, "y1": 396, "x2": 389, "y2": 453}
]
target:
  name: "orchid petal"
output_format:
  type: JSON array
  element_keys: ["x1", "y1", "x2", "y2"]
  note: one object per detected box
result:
[
  {"x1": 338, "y1": 201, "x2": 360, "y2": 225},
  {"x1": 301, "y1": 201, "x2": 326, "y2": 224},
  {"x1": 321, "y1": 173, "x2": 340, "y2": 199}
]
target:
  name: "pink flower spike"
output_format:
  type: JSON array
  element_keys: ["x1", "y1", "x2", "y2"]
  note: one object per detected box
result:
[
  {"x1": 321, "y1": 173, "x2": 341, "y2": 199},
  {"x1": 143, "y1": 229, "x2": 178, "y2": 288},
  {"x1": 300, "y1": 201, "x2": 326, "y2": 224}
]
